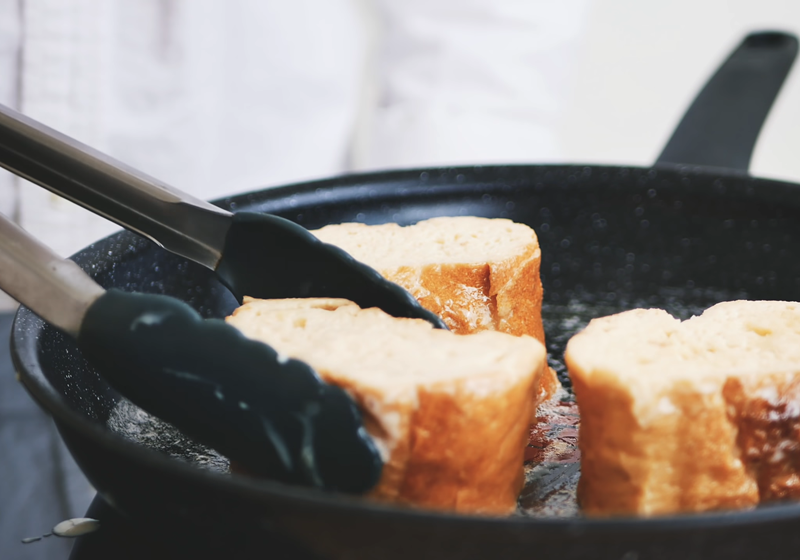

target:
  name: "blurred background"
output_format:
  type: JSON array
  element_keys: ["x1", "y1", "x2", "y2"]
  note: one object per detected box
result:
[
  {"x1": 2, "y1": 0, "x2": 800, "y2": 558},
  {"x1": 1, "y1": 0, "x2": 800, "y2": 264}
]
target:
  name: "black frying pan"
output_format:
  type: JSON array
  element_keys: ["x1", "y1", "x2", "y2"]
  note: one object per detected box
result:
[{"x1": 11, "y1": 32, "x2": 800, "y2": 559}]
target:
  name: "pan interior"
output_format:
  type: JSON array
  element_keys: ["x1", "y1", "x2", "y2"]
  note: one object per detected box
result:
[{"x1": 17, "y1": 164, "x2": 800, "y2": 518}]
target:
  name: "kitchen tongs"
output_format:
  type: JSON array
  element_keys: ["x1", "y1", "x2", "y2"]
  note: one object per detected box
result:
[
  {"x1": 0, "y1": 103, "x2": 446, "y2": 328},
  {"x1": 0, "y1": 211, "x2": 382, "y2": 492}
]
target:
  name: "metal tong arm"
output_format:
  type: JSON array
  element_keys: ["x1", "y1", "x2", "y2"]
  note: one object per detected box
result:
[
  {"x1": 0, "y1": 103, "x2": 231, "y2": 270},
  {"x1": 0, "y1": 214, "x2": 104, "y2": 337}
]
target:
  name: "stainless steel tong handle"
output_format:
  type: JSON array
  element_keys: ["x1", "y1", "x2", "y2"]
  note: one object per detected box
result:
[
  {"x1": 0, "y1": 213, "x2": 103, "y2": 336},
  {"x1": 0, "y1": 104, "x2": 232, "y2": 269}
]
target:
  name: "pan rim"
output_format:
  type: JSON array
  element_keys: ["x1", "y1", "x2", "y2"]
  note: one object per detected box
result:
[{"x1": 12, "y1": 161, "x2": 800, "y2": 534}]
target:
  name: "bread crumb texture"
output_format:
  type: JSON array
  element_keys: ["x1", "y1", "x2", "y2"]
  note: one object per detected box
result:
[
  {"x1": 566, "y1": 300, "x2": 800, "y2": 516},
  {"x1": 227, "y1": 297, "x2": 547, "y2": 514}
]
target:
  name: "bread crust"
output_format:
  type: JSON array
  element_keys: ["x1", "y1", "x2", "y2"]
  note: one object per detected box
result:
[
  {"x1": 382, "y1": 245, "x2": 544, "y2": 341},
  {"x1": 349, "y1": 370, "x2": 540, "y2": 513},
  {"x1": 566, "y1": 302, "x2": 800, "y2": 516},
  {"x1": 385, "y1": 252, "x2": 557, "y2": 408},
  {"x1": 227, "y1": 298, "x2": 546, "y2": 514},
  {"x1": 569, "y1": 365, "x2": 758, "y2": 515},
  {"x1": 724, "y1": 375, "x2": 800, "y2": 502}
]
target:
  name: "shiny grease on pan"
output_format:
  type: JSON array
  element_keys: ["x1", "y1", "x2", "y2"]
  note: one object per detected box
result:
[{"x1": 108, "y1": 399, "x2": 230, "y2": 473}]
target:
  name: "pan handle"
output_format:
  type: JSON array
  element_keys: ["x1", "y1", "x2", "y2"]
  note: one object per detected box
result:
[{"x1": 656, "y1": 31, "x2": 798, "y2": 172}]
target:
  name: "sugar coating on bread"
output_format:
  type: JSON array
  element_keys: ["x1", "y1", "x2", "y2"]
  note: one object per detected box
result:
[
  {"x1": 312, "y1": 216, "x2": 559, "y2": 404},
  {"x1": 227, "y1": 297, "x2": 547, "y2": 514},
  {"x1": 566, "y1": 300, "x2": 800, "y2": 516}
]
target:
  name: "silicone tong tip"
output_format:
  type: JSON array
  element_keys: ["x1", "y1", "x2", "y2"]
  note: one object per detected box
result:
[
  {"x1": 78, "y1": 290, "x2": 383, "y2": 493},
  {"x1": 216, "y1": 212, "x2": 448, "y2": 329}
]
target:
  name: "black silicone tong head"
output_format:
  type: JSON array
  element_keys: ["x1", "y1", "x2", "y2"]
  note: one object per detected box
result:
[
  {"x1": 81, "y1": 290, "x2": 382, "y2": 493},
  {"x1": 216, "y1": 211, "x2": 443, "y2": 325},
  {"x1": 0, "y1": 214, "x2": 382, "y2": 493},
  {"x1": 0, "y1": 103, "x2": 447, "y2": 329}
]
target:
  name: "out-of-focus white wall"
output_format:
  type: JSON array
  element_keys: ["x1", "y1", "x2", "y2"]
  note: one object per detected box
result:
[
  {"x1": 353, "y1": 0, "x2": 800, "y2": 178},
  {"x1": 559, "y1": 0, "x2": 800, "y2": 182}
]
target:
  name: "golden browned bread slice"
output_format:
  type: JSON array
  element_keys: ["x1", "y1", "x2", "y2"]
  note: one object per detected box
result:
[
  {"x1": 312, "y1": 216, "x2": 560, "y2": 405},
  {"x1": 226, "y1": 297, "x2": 548, "y2": 514},
  {"x1": 566, "y1": 300, "x2": 800, "y2": 516}
]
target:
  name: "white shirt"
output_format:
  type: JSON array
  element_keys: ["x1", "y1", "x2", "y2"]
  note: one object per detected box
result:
[{"x1": 0, "y1": 0, "x2": 587, "y2": 258}]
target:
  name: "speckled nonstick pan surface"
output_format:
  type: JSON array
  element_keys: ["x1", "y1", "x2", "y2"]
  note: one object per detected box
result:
[{"x1": 11, "y1": 32, "x2": 800, "y2": 559}]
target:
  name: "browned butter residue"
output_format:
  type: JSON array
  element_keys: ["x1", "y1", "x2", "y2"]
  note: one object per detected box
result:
[
  {"x1": 725, "y1": 376, "x2": 800, "y2": 502},
  {"x1": 525, "y1": 400, "x2": 580, "y2": 464}
]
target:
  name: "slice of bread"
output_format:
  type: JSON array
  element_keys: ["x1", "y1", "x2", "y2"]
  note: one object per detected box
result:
[
  {"x1": 566, "y1": 300, "x2": 800, "y2": 516},
  {"x1": 226, "y1": 297, "x2": 548, "y2": 514},
  {"x1": 312, "y1": 216, "x2": 560, "y2": 405}
]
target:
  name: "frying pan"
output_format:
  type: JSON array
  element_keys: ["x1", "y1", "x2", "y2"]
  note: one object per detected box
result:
[{"x1": 11, "y1": 32, "x2": 800, "y2": 559}]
